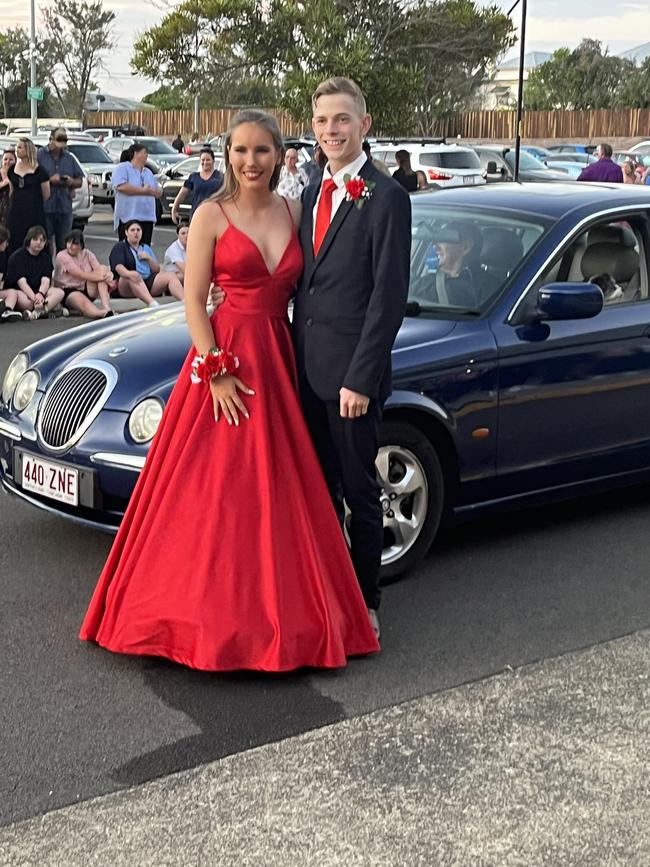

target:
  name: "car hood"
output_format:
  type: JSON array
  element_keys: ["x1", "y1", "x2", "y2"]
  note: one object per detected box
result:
[
  {"x1": 80, "y1": 161, "x2": 114, "y2": 174},
  {"x1": 34, "y1": 306, "x2": 460, "y2": 411},
  {"x1": 152, "y1": 153, "x2": 186, "y2": 165},
  {"x1": 66, "y1": 306, "x2": 192, "y2": 409}
]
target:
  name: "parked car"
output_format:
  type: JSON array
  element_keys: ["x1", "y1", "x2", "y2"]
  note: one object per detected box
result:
[
  {"x1": 521, "y1": 145, "x2": 553, "y2": 160},
  {"x1": 103, "y1": 136, "x2": 186, "y2": 170},
  {"x1": 629, "y1": 140, "x2": 650, "y2": 156},
  {"x1": 473, "y1": 146, "x2": 569, "y2": 183},
  {"x1": 372, "y1": 140, "x2": 486, "y2": 189},
  {"x1": 84, "y1": 125, "x2": 146, "y2": 141},
  {"x1": 52, "y1": 137, "x2": 117, "y2": 205},
  {"x1": 543, "y1": 160, "x2": 586, "y2": 180},
  {"x1": 4, "y1": 183, "x2": 650, "y2": 577},
  {"x1": 547, "y1": 143, "x2": 597, "y2": 155},
  {"x1": 544, "y1": 153, "x2": 595, "y2": 167},
  {"x1": 158, "y1": 154, "x2": 226, "y2": 221}
]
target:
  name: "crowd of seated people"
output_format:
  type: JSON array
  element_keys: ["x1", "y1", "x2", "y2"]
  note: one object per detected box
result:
[{"x1": 0, "y1": 218, "x2": 185, "y2": 323}]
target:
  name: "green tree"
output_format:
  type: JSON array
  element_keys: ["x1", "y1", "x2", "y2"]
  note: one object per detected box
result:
[
  {"x1": 41, "y1": 0, "x2": 116, "y2": 119},
  {"x1": 132, "y1": 0, "x2": 270, "y2": 113},
  {"x1": 620, "y1": 57, "x2": 650, "y2": 109},
  {"x1": 0, "y1": 27, "x2": 55, "y2": 118},
  {"x1": 526, "y1": 40, "x2": 635, "y2": 110},
  {"x1": 132, "y1": 0, "x2": 514, "y2": 134}
]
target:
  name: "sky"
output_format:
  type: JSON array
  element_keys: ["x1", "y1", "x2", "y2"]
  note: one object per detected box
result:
[{"x1": 1, "y1": 0, "x2": 649, "y2": 101}]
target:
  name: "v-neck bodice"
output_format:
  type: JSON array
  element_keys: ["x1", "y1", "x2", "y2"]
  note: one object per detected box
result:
[{"x1": 212, "y1": 202, "x2": 303, "y2": 318}]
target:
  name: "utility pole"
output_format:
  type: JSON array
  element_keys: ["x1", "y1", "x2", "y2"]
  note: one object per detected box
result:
[
  {"x1": 509, "y1": 0, "x2": 528, "y2": 182},
  {"x1": 30, "y1": 0, "x2": 38, "y2": 136},
  {"x1": 194, "y1": 93, "x2": 199, "y2": 137}
]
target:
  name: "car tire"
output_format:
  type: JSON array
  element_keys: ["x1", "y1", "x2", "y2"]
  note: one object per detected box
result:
[{"x1": 378, "y1": 420, "x2": 444, "y2": 583}]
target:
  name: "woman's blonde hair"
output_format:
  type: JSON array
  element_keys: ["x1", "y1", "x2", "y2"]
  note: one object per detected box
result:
[
  {"x1": 18, "y1": 137, "x2": 38, "y2": 170},
  {"x1": 212, "y1": 110, "x2": 284, "y2": 203}
]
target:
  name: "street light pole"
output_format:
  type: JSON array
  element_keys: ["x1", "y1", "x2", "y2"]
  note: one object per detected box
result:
[
  {"x1": 509, "y1": 0, "x2": 528, "y2": 182},
  {"x1": 30, "y1": 0, "x2": 37, "y2": 136}
]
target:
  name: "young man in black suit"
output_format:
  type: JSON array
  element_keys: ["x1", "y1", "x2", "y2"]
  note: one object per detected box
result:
[{"x1": 293, "y1": 77, "x2": 411, "y2": 638}]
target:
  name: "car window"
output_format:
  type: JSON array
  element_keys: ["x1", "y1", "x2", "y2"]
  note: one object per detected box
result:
[
  {"x1": 421, "y1": 151, "x2": 481, "y2": 170},
  {"x1": 67, "y1": 144, "x2": 113, "y2": 163},
  {"x1": 383, "y1": 150, "x2": 398, "y2": 167},
  {"x1": 140, "y1": 139, "x2": 176, "y2": 155},
  {"x1": 529, "y1": 216, "x2": 650, "y2": 312},
  {"x1": 409, "y1": 204, "x2": 547, "y2": 314},
  {"x1": 504, "y1": 151, "x2": 547, "y2": 171}
]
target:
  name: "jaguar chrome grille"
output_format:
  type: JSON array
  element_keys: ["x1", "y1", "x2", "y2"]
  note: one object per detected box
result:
[{"x1": 38, "y1": 361, "x2": 117, "y2": 452}]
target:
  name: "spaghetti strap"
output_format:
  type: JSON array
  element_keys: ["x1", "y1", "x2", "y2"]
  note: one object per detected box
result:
[
  {"x1": 216, "y1": 201, "x2": 232, "y2": 224},
  {"x1": 280, "y1": 196, "x2": 294, "y2": 227}
]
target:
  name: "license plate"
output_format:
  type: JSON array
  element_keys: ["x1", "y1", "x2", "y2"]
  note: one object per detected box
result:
[
  {"x1": 463, "y1": 175, "x2": 475, "y2": 185},
  {"x1": 21, "y1": 453, "x2": 79, "y2": 506}
]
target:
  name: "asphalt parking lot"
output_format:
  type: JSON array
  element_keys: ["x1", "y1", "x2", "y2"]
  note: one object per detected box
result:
[{"x1": 1, "y1": 209, "x2": 649, "y2": 862}]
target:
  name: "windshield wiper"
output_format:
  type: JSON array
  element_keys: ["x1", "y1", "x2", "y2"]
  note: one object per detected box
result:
[{"x1": 405, "y1": 301, "x2": 481, "y2": 317}]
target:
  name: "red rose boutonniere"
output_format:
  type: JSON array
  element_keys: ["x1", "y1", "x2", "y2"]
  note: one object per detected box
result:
[{"x1": 343, "y1": 174, "x2": 375, "y2": 209}]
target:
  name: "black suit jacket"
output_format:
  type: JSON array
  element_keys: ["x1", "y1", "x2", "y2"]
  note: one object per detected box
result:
[{"x1": 293, "y1": 159, "x2": 411, "y2": 402}]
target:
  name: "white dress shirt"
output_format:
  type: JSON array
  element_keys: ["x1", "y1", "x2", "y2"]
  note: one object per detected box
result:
[{"x1": 312, "y1": 152, "x2": 368, "y2": 241}]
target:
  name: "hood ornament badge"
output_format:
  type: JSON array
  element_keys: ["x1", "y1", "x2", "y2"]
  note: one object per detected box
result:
[{"x1": 108, "y1": 346, "x2": 128, "y2": 357}]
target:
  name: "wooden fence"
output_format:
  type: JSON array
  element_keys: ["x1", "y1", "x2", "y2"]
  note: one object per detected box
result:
[
  {"x1": 85, "y1": 107, "x2": 650, "y2": 142},
  {"x1": 432, "y1": 109, "x2": 650, "y2": 141},
  {"x1": 85, "y1": 109, "x2": 303, "y2": 138}
]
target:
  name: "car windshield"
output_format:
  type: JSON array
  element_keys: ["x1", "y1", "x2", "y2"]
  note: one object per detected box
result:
[
  {"x1": 504, "y1": 151, "x2": 547, "y2": 171},
  {"x1": 140, "y1": 139, "x2": 176, "y2": 155},
  {"x1": 420, "y1": 150, "x2": 482, "y2": 169},
  {"x1": 409, "y1": 204, "x2": 547, "y2": 315},
  {"x1": 67, "y1": 144, "x2": 113, "y2": 163}
]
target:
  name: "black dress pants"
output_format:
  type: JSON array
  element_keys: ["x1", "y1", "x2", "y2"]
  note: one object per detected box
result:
[{"x1": 300, "y1": 375, "x2": 383, "y2": 610}]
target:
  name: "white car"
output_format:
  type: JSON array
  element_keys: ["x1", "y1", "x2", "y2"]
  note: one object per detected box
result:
[
  {"x1": 629, "y1": 140, "x2": 650, "y2": 156},
  {"x1": 371, "y1": 141, "x2": 486, "y2": 189}
]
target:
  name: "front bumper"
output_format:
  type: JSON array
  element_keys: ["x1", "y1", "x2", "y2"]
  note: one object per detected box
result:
[{"x1": 0, "y1": 403, "x2": 145, "y2": 532}]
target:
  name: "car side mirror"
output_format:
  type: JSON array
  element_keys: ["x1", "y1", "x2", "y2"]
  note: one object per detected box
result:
[
  {"x1": 537, "y1": 282, "x2": 604, "y2": 321},
  {"x1": 486, "y1": 160, "x2": 498, "y2": 174}
]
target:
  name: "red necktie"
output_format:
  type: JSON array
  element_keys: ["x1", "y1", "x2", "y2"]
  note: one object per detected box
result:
[{"x1": 313, "y1": 179, "x2": 337, "y2": 255}]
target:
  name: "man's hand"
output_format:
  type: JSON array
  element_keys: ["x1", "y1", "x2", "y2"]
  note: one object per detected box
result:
[
  {"x1": 339, "y1": 387, "x2": 370, "y2": 418},
  {"x1": 209, "y1": 283, "x2": 227, "y2": 308},
  {"x1": 150, "y1": 186, "x2": 162, "y2": 199},
  {"x1": 49, "y1": 173, "x2": 61, "y2": 185}
]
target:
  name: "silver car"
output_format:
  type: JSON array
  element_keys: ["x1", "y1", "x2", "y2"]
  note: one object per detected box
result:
[{"x1": 63, "y1": 139, "x2": 116, "y2": 205}]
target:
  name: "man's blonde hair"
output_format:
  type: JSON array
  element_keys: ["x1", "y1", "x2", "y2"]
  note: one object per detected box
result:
[{"x1": 311, "y1": 77, "x2": 367, "y2": 116}]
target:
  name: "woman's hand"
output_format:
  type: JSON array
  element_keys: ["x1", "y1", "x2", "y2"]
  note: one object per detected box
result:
[
  {"x1": 210, "y1": 375, "x2": 255, "y2": 426},
  {"x1": 33, "y1": 292, "x2": 45, "y2": 309}
]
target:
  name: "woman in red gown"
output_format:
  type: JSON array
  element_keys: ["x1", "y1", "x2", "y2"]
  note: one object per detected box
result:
[{"x1": 79, "y1": 111, "x2": 380, "y2": 671}]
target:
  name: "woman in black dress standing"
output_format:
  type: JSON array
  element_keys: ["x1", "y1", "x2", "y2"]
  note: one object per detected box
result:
[{"x1": 8, "y1": 138, "x2": 50, "y2": 252}]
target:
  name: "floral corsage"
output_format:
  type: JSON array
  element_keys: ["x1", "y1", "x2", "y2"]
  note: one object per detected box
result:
[
  {"x1": 343, "y1": 174, "x2": 375, "y2": 209},
  {"x1": 190, "y1": 348, "x2": 239, "y2": 384}
]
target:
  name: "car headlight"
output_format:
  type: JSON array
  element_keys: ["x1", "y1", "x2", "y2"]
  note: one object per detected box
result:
[
  {"x1": 2, "y1": 353, "x2": 28, "y2": 404},
  {"x1": 13, "y1": 370, "x2": 40, "y2": 412},
  {"x1": 129, "y1": 398, "x2": 164, "y2": 443}
]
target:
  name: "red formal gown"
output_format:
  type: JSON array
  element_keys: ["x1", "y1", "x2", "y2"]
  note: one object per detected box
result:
[{"x1": 80, "y1": 203, "x2": 380, "y2": 671}]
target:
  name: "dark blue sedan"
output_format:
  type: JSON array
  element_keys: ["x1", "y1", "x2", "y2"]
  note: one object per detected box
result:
[{"x1": 2, "y1": 183, "x2": 650, "y2": 578}]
